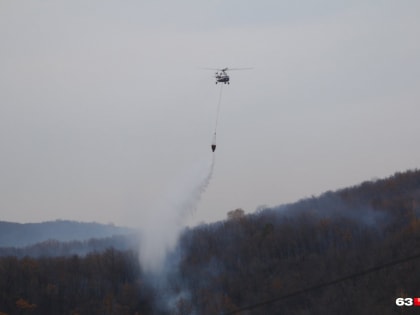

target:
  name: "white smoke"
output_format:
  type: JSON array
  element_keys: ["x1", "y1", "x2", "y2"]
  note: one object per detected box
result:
[{"x1": 139, "y1": 154, "x2": 215, "y2": 274}]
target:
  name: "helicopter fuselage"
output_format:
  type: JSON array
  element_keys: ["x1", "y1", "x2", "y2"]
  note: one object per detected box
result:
[{"x1": 215, "y1": 72, "x2": 230, "y2": 84}]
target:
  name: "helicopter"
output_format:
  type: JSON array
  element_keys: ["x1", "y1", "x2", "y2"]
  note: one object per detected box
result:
[
  {"x1": 204, "y1": 67, "x2": 252, "y2": 84},
  {"x1": 215, "y1": 68, "x2": 230, "y2": 84}
]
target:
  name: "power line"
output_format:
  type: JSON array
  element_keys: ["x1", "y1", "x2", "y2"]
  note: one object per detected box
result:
[{"x1": 222, "y1": 252, "x2": 420, "y2": 315}]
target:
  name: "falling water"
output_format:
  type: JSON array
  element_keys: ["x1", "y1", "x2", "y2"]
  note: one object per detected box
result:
[{"x1": 139, "y1": 154, "x2": 215, "y2": 274}]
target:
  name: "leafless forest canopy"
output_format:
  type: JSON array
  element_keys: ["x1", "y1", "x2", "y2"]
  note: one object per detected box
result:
[{"x1": 1, "y1": 169, "x2": 420, "y2": 314}]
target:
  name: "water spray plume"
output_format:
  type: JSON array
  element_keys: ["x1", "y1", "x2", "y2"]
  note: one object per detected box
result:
[{"x1": 139, "y1": 155, "x2": 215, "y2": 274}]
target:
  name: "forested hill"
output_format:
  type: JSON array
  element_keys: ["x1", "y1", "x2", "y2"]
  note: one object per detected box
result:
[
  {"x1": 0, "y1": 169, "x2": 420, "y2": 314},
  {"x1": 269, "y1": 168, "x2": 420, "y2": 223},
  {"x1": 171, "y1": 169, "x2": 420, "y2": 314},
  {"x1": 0, "y1": 220, "x2": 133, "y2": 247}
]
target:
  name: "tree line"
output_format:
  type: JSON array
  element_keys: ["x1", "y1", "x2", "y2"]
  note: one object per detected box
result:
[{"x1": 1, "y1": 169, "x2": 419, "y2": 314}]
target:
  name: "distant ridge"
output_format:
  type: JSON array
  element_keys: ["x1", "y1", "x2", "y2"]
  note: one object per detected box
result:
[{"x1": 0, "y1": 220, "x2": 134, "y2": 247}]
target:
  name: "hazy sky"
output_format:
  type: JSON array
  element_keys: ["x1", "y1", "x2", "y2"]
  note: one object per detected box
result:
[{"x1": 1, "y1": 1, "x2": 420, "y2": 227}]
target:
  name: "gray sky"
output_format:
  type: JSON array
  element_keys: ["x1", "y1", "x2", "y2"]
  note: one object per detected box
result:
[{"x1": 1, "y1": 0, "x2": 420, "y2": 227}]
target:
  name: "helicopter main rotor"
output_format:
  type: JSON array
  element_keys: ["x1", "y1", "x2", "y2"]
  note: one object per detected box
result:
[
  {"x1": 203, "y1": 67, "x2": 252, "y2": 73},
  {"x1": 202, "y1": 66, "x2": 252, "y2": 85}
]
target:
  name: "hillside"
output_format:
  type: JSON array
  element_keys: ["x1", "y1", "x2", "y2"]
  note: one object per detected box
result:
[
  {"x1": 170, "y1": 169, "x2": 420, "y2": 314},
  {"x1": 0, "y1": 220, "x2": 134, "y2": 247},
  {"x1": 0, "y1": 169, "x2": 419, "y2": 314}
]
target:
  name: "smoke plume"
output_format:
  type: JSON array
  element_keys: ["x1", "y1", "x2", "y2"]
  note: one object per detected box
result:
[{"x1": 139, "y1": 154, "x2": 215, "y2": 274}]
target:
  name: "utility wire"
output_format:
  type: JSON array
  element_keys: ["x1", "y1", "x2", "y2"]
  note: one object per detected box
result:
[{"x1": 222, "y1": 252, "x2": 420, "y2": 315}]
